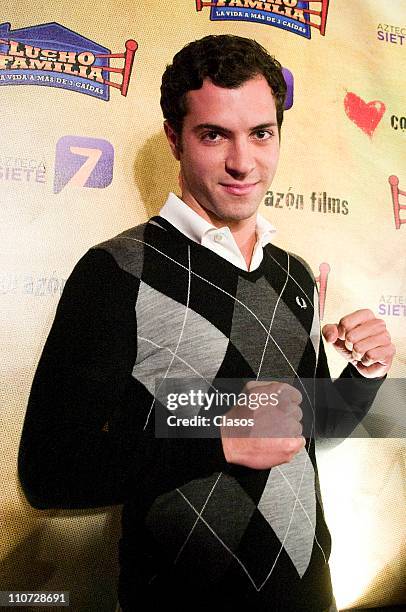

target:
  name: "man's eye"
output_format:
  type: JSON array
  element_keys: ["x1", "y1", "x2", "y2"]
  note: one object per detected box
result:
[
  {"x1": 254, "y1": 130, "x2": 273, "y2": 140},
  {"x1": 202, "y1": 131, "x2": 222, "y2": 142}
]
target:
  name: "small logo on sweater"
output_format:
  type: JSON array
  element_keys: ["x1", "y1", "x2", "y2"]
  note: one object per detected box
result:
[{"x1": 296, "y1": 296, "x2": 307, "y2": 309}]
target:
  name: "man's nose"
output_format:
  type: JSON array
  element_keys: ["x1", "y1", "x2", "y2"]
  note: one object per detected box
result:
[{"x1": 225, "y1": 139, "x2": 255, "y2": 178}]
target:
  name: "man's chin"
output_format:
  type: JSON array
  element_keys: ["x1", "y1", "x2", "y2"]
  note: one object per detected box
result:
[
  {"x1": 215, "y1": 202, "x2": 261, "y2": 222},
  {"x1": 190, "y1": 194, "x2": 261, "y2": 225},
  {"x1": 220, "y1": 212, "x2": 257, "y2": 223}
]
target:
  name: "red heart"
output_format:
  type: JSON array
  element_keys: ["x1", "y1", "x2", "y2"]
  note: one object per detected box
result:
[{"x1": 344, "y1": 93, "x2": 386, "y2": 137}]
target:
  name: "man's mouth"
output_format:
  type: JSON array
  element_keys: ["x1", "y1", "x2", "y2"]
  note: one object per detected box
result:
[{"x1": 220, "y1": 182, "x2": 259, "y2": 195}]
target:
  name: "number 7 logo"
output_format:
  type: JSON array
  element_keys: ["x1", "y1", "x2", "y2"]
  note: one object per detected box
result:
[{"x1": 53, "y1": 135, "x2": 114, "y2": 194}]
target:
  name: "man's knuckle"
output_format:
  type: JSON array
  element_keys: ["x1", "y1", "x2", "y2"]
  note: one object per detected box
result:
[
  {"x1": 282, "y1": 447, "x2": 294, "y2": 461},
  {"x1": 338, "y1": 316, "x2": 348, "y2": 328},
  {"x1": 282, "y1": 439, "x2": 293, "y2": 452}
]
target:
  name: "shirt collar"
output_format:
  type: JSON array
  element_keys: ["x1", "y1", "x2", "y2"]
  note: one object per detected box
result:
[{"x1": 159, "y1": 192, "x2": 276, "y2": 246}]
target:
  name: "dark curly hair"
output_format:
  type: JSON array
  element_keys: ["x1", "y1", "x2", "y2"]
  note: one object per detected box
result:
[{"x1": 160, "y1": 34, "x2": 286, "y2": 136}]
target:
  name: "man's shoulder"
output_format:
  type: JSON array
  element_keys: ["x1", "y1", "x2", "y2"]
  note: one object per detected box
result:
[
  {"x1": 93, "y1": 218, "x2": 160, "y2": 250},
  {"x1": 92, "y1": 217, "x2": 168, "y2": 255},
  {"x1": 84, "y1": 217, "x2": 169, "y2": 278}
]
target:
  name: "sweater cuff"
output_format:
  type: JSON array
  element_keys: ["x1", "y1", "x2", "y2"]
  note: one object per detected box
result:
[{"x1": 347, "y1": 362, "x2": 387, "y2": 385}]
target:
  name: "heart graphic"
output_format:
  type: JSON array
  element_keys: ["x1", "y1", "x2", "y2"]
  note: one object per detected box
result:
[{"x1": 344, "y1": 92, "x2": 386, "y2": 137}]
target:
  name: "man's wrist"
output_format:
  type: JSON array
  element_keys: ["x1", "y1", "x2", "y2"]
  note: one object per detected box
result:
[{"x1": 348, "y1": 362, "x2": 387, "y2": 382}]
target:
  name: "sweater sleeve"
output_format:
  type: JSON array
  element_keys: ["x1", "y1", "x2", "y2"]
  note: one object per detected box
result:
[
  {"x1": 18, "y1": 248, "x2": 148, "y2": 510},
  {"x1": 289, "y1": 253, "x2": 386, "y2": 439},
  {"x1": 314, "y1": 334, "x2": 386, "y2": 439}
]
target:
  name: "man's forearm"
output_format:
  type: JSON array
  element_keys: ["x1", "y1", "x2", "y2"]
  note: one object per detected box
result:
[{"x1": 314, "y1": 340, "x2": 385, "y2": 439}]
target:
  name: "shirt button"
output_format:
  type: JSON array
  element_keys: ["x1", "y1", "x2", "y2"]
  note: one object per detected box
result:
[{"x1": 213, "y1": 233, "x2": 224, "y2": 242}]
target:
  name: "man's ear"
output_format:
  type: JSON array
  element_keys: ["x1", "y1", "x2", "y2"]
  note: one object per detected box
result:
[{"x1": 164, "y1": 121, "x2": 181, "y2": 161}]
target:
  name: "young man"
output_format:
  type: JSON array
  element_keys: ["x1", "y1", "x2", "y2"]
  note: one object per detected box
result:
[{"x1": 19, "y1": 35, "x2": 395, "y2": 611}]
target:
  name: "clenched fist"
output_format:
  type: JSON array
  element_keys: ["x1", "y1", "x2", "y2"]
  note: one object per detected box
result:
[
  {"x1": 221, "y1": 381, "x2": 306, "y2": 470},
  {"x1": 322, "y1": 309, "x2": 395, "y2": 378}
]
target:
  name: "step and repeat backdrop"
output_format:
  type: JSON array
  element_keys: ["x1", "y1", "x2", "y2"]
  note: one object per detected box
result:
[{"x1": 0, "y1": 1, "x2": 405, "y2": 610}]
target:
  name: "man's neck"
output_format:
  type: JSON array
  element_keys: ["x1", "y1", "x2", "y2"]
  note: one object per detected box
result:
[
  {"x1": 181, "y1": 196, "x2": 258, "y2": 269},
  {"x1": 229, "y1": 224, "x2": 258, "y2": 269}
]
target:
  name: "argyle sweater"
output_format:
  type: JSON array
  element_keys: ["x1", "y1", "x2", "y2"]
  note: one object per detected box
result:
[{"x1": 18, "y1": 216, "x2": 384, "y2": 612}]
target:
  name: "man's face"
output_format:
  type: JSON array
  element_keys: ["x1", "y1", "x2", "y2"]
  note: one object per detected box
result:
[{"x1": 165, "y1": 74, "x2": 280, "y2": 225}]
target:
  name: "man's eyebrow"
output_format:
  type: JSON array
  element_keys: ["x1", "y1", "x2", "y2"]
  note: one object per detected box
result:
[{"x1": 193, "y1": 122, "x2": 277, "y2": 134}]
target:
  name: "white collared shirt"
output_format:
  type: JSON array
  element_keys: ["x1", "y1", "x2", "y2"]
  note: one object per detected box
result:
[{"x1": 159, "y1": 192, "x2": 276, "y2": 272}]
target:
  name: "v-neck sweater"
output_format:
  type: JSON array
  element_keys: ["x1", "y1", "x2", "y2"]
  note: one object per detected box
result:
[{"x1": 18, "y1": 215, "x2": 384, "y2": 612}]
